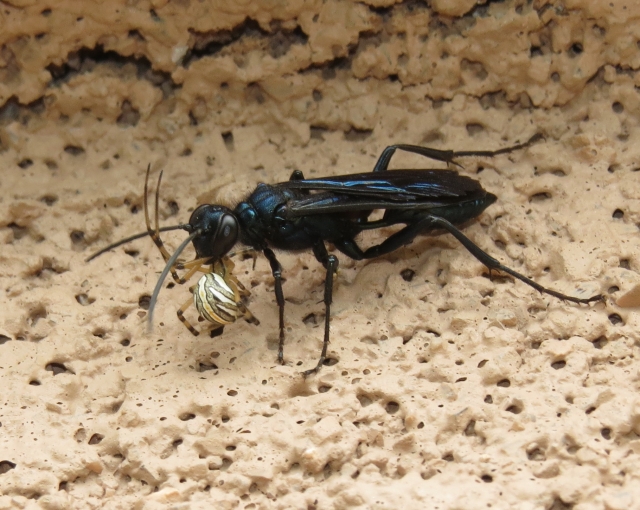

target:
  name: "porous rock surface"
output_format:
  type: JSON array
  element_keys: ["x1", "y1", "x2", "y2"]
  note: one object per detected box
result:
[{"x1": 0, "y1": 1, "x2": 639, "y2": 509}]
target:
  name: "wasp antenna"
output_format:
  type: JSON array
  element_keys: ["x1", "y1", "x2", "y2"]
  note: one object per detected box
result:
[
  {"x1": 85, "y1": 224, "x2": 190, "y2": 262},
  {"x1": 526, "y1": 132, "x2": 545, "y2": 145},
  {"x1": 147, "y1": 229, "x2": 201, "y2": 331}
]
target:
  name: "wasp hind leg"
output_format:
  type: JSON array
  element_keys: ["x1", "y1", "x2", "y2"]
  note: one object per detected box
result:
[{"x1": 372, "y1": 133, "x2": 544, "y2": 172}]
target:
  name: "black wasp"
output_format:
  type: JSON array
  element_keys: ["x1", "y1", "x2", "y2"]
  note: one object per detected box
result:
[{"x1": 89, "y1": 134, "x2": 602, "y2": 376}]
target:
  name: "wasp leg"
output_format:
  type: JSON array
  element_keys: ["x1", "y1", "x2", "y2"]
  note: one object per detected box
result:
[
  {"x1": 335, "y1": 214, "x2": 602, "y2": 305},
  {"x1": 420, "y1": 215, "x2": 603, "y2": 305},
  {"x1": 302, "y1": 242, "x2": 339, "y2": 378},
  {"x1": 333, "y1": 216, "x2": 437, "y2": 261},
  {"x1": 227, "y1": 248, "x2": 259, "y2": 270},
  {"x1": 263, "y1": 248, "x2": 286, "y2": 365},
  {"x1": 372, "y1": 133, "x2": 543, "y2": 172}
]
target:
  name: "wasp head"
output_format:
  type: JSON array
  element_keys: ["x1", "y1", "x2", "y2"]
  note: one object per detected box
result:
[{"x1": 188, "y1": 205, "x2": 238, "y2": 260}]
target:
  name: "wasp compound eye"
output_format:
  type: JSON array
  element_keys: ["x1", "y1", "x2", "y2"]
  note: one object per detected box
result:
[{"x1": 214, "y1": 214, "x2": 239, "y2": 258}]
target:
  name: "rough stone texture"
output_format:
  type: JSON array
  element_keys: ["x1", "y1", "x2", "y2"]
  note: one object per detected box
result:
[{"x1": 0, "y1": 1, "x2": 639, "y2": 509}]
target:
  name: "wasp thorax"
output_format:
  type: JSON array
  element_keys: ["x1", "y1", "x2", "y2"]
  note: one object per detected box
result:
[{"x1": 194, "y1": 272, "x2": 242, "y2": 325}]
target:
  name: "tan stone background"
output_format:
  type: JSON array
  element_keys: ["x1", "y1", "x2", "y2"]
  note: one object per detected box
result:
[{"x1": 0, "y1": 0, "x2": 639, "y2": 508}]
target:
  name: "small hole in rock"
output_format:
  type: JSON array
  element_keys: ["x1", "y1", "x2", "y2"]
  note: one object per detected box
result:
[
  {"x1": 8, "y1": 223, "x2": 28, "y2": 240},
  {"x1": 138, "y1": 295, "x2": 151, "y2": 310},
  {"x1": 400, "y1": 268, "x2": 415, "y2": 282},
  {"x1": 464, "y1": 420, "x2": 476, "y2": 436},
  {"x1": 0, "y1": 461, "x2": 16, "y2": 474},
  {"x1": 117, "y1": 100, "x2": 140, "y2": 127},
  {"x1": 40, "y1": 195, "x2": 58, "y2": 206},
  {"x1": 527, "y1": 448, "x2": 545, "y2": 461},
  {"x1": 568, "y1": 42, "x2": 583, "y2": 57},
  {"x1": 302, "y1": 313, "x2": 317, "y2": 325},
  {"x1": 64, "y1": 145, "x2": 85, "y2": 156},
  {"x1": 88, "y1": 434, "x2": 103, "y2": 445},
  {"x1": 592, "y1": 336, "x2": 608, "y2": 349},
  {"x1": 357, "y1": 394, "x2": 372, "y2": 407},
  {"x1": 76, "y1": 294, "x2": 95, "y2": 306},
  {"x1": 608, "y1": 314, "x2": 623, "y2": 325},
  {"x1": 344, "y1": 128, "x2": 373, "y2": 142},
  {"x1": 198, "y1": 362, "x2": 218, "y2": 372},
  {"x1": 222, "y1": 132, "x2": 234, "y2": 151},
  {"x1": 530, "y1": 192, "x2": 551, "y2": 203},
  {"x1": 385, "y1": 401, "x2": 399, "y2": 414},
  {"x1": 70, "y1": 230, "x2": 85, "y2": 245},
  {"x1": 466, "y1": 123, "x2": 484, "y2": 136},
  {"x1": 45, "y1": 362, "x2": 68, "y2": 375}
]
